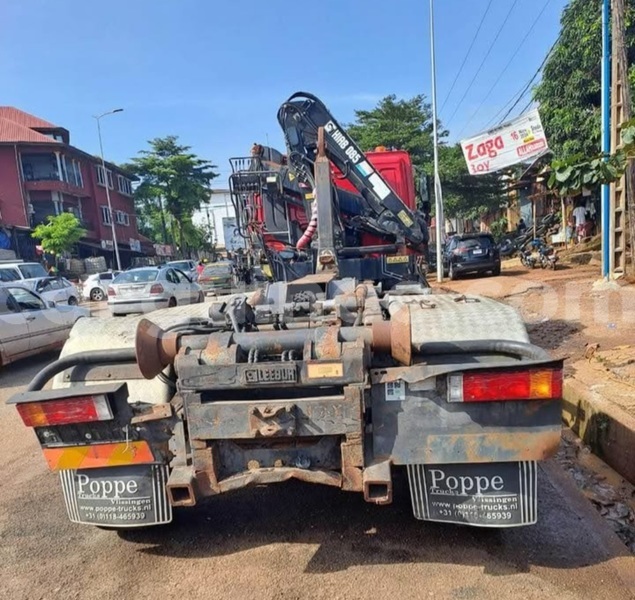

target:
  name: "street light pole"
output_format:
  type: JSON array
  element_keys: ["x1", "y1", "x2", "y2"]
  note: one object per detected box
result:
[
  {"x1": 429, "y1": 0, "x2": 445, "y2": 283},
  {"x1": 94, "y1": 108, "x2": 123, "y2": 271}
]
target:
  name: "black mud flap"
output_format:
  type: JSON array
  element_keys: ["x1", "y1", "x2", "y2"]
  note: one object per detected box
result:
[
  {"x1": 407, "y1": 461, "x2": 537, "y2": 527},
  {"x1": 59, "y1": 464, "x2": 172, "y2": 527}
]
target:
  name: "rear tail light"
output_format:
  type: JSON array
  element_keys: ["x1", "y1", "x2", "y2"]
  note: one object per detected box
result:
[
  {"x1": 149, "y1": 283, "x2": 164, "y2": 294},
  {"x1": 16, "y1": 394, "x2": 113, "y2": 427},
  {"x1": 107, "y1": 286, "x2": 116, "y2": 296},
  {"x1": 447, "y1": 367, "x2": 563, "y2": 403}
]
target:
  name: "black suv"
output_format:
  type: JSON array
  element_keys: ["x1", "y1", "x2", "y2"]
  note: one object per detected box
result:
[{"x1": 443, "y1": 233, "x2": 501, "y2": 280}]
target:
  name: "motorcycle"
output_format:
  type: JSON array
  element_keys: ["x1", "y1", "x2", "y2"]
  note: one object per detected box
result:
[
  {"x1": 501, "y1": 212, "x2": 562, "y2": 256},
  {"x1": 538, "y1": 244, "x2": 558, "y2": 270},
  {"x1": 519, "y1": 247, "x2": 538, "y2": 269}
]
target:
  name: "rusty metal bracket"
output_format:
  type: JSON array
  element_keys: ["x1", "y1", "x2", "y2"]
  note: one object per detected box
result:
[{"x1": 249, "y1": 403, "x2": 296, "y2": 437}]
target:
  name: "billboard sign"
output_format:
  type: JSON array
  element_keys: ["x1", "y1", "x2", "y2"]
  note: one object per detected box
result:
[
  {"x1": 460, "y1": 109, "x2": 548, "y2": 175},
  {"x1": 222, "y1": 217, "x2": 245, "y2": 252}
]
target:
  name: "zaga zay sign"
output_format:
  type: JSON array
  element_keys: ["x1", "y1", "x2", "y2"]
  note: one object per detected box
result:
[{"x1": 460, "y1": 109, "x2": 549, "y2": 175}]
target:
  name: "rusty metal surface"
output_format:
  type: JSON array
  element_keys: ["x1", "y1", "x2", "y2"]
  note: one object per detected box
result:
[
  {"x1": 341, "y1": 385, "x2": 365, "y2": 492},
  {"x1": 202, "y1": 332, "x2": 240, "y2": 365},
  {"x1": 166, "y1": 465, "x2": 197, "y2": 506},
  {"x1": 187, "y1": 395, "x2": 362, "y2": 440},
  {"x1": 135, "y1": 318, "x2": 180, "y2": 379},
  {"x1": 131, "y1": 403, "x2": 172, "y2": 424},
  {"x1": 363, "y1": 459, "x2": 393, "y2": 505},
  {"x1": 249, "y1": 403, "x2": 297, "y2": 437},
  {"x1": 65, "y1": 363, "x2": 144, "y2": 382},
  {"x1": 314, "y1": 326, "x2": 342, "y2": 360},
  {"x1": 217, "y1": 466, "x2": 342, "y2": 492},
  {"x1": 390, "y1": 304, "x2": 412, "y2": 365},
  {"x1": 371, "y1": 381, "x2": 562, "y2": 465}
]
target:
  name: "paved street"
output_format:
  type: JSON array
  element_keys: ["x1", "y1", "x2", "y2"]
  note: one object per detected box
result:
[{"x1": 1, "y1": 351, "x2": 634, "y2": 600}]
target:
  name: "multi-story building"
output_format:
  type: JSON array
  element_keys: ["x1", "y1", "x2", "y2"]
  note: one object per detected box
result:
[{"x1": 0, "y1": 106, "x2": 147, "y2": 267}]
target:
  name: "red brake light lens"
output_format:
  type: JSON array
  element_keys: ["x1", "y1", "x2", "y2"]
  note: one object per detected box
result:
[
  {"x1": 107, "y1": 286, "x2": 116, "y2": 296},
  {"x1": 149, "y1": 283, "x2": 164, "y2": 294},
  {"x1": 448, "y1": 368, "x2": 563, "y2": 402},
  {"x1": 16, "y1": 394, "x2": 113, "y2": 427}
]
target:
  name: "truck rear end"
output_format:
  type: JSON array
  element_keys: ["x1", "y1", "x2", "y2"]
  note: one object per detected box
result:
[{"x1": 9, "y1": 282, "x2": 563, "y2": 530}]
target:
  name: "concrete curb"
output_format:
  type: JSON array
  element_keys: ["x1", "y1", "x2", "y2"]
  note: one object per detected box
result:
[{"x1": 563, "y1": 377, "x2": 635, "y2": 484}]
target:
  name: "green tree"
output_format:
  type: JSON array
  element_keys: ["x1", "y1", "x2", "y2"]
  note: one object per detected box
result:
[
  {"x1": 31, "y1": 213, "x2": 86, "y2": 256},
  {"x1": 127, "y1": 136, "x2": 218, "y2": 255},
  {"x1": 347, "y1": 95, "x2": 442, "y2": 167},
  {"x1": 533, "y1": 0, "x2": 635, "y2": 159},
  {"x1": 347, "y1": 95, "x2": 506, "y2": 218}
]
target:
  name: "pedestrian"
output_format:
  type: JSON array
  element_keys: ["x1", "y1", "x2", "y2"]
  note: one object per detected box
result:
[
  {"x1": 196, "y1": 261, "x2": 205, "y2": 276},
  {"x1": 572, "y1": 202, "x2": 587, "y2": 243},
  {"x1": 516, "y1": 218, "x2": 527, "y2": 234}
]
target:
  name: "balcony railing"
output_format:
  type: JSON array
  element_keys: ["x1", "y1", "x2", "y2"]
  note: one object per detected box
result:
[{"x1": 24, "y1": 179, "x2": 89, "y2": 197}]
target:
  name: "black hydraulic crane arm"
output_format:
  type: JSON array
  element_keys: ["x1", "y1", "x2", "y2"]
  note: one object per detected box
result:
[{"x1": 277, "y1": 92, "x2": 427, "y2": 247}]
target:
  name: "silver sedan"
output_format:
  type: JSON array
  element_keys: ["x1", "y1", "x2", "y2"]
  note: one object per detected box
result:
[
  {"x1": 0, "y1": 285, "x2": 89, "y2": 367},
  {"x1": 107, "y1": 266, "x2": 204, "y2": 315}
]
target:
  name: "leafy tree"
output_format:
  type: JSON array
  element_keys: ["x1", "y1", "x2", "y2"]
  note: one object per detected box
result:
[
  {"x1": 347, "y1": 96, "x2": 506, "y2": 219},
  {"x1": 548, "y1": 119, "x2": 635, "y2": 195},
  {"x1": 347, "y1": 95, "x2": 443, "y2": 167},
  {"x1": 32, "y1": 213, "x2": 86, "y2": 256},
  {"x1": 533, "y1": 0, "x2": 635, "y2": 159},
  {"x1": 127, "y1": 136, "x2": 218, "y2": 255}
]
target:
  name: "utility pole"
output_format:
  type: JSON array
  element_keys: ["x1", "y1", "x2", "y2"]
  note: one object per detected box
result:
[
  {"x1": 429, "y1": 0, "x2": 445, "y2": 282},
  {"x1": 94, "y1": 109, "x2": 124, "y2": 271},
  {"x1": 600, "y1": 0, "x2": 611, "y2": 279},
  {"x1": 610, "y1": 0, "x2": 632, "y2": 277}
]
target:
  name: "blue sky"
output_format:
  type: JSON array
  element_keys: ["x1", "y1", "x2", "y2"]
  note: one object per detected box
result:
[{"x1": 1, "y1": 0, "x2": 568, "y2": 184}]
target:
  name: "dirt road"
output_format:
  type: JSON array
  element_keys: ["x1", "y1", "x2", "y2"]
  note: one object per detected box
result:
[{"x1": 1, "y1": 356, "x2": 634, "y2": 600}]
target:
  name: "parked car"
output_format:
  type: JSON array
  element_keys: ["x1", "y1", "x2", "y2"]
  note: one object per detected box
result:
[
  {"x1": 0, "y1": 261, "x2": 48, "y2": 283},
  {"x1": 0, "y1": 285, "x2": 89, "y2": 367},
  {"x1": 80, "y1": 271, "x2": 121, "y2": 302},
  {"x1": 30, "y1": 277, "x2": 80, "y2": 305},
  {"x1": 107, "y1": 266, "x2": 204, "y2": 315},
  {"x1": 197, "y1": 261, "x2": 234, "y2": 294},
  {"x1": 166, "y1": 260, "x2": 198, "y2": 280},
  {"x1": 443, "y1": 233, "x2": 501, "y2": 280}
]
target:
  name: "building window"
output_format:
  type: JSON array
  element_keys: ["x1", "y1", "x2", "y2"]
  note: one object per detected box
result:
[
  {"x1": 117, "y1": 175, "x2": 133, "y2": 196},
  {"x1": 101, "y1": 206, "x2": 112, "y2": 225},
  {"x1": 115, "y1": 211, "x2": 129, "y2": 226},
  {"x1": 96, "y1": 165, "x2": 114, "y2": 189}
]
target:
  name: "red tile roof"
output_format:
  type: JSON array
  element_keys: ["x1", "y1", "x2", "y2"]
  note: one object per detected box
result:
[
  {"x1": 0, "y1": 106, "x2": 58, "y2": 129},
  {"x1": 0, "y1": 117, "x2": 61, "y2": 144}
]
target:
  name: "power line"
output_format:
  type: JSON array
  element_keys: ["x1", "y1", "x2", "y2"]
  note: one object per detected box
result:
[
  {"x1": 444, "y1": 0, "x2": 521, "y2": 129},
  {"x1": 439, "y1": 0, "x2": 495, "y2": 114},
  {"x1": 469, "y1": 29, "x2": 562, "y2": 134},
  {"x1": 495, "y1": 32, "x2": 561, "y2": 124},
  {"x1": 484, "y1": 86, "x2": 532, "y2": 129},
  {"x1": 455, "y1": 0, "x2": 553, "y2": 139}
]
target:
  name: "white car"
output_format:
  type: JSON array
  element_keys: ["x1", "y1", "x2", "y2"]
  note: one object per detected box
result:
[
  {"x1": 80, "y1": 271, "x2": 121, "y2": 302},
  {"x1": 0, "y1": 285, "x2": 89, "y2": 367},
  {"x1": 31, "y1": 277, "x2": 80, "y2": 305},
  {"x1": 0, "y1": 261, "x2": 49, "y2": 284},
  {"x1": 107, "y1": 266, "x2": 204, "y2": 315}
]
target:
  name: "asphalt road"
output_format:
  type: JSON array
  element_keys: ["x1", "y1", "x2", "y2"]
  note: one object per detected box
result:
[{"x1": 1, "y1": 355, "x2": 634, "y2": 600}]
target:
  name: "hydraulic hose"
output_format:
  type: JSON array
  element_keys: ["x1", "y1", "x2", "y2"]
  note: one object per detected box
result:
[
  {"x1": 27, "y1": 348, "x2": 137, "y2": 392},
  {"x1": 296, "y1": 190, "x2": 318, "y2": 249},
  {"x1": 414, "y1": 339, "x2": 549, "y2": 362}
]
